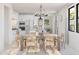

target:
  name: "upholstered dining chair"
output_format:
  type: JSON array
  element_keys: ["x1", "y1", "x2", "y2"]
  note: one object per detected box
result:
[
  {"x1": 16, "y1": 32, "x2": 20, "y2": 48},
  {"x1": 44, "y1": 35, "x2": 54, "y2": 53},
  {"x1": 26, "y1": 34, "x2": 39, "y2": 53}
]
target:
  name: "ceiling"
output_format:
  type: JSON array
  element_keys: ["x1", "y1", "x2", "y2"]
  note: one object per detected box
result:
[{"x1": 11, "y1": 3, "x2": 69, "y2": 14}]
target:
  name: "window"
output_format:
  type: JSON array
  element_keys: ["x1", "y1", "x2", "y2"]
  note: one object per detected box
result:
[
  {"x1": 68, "y1": 6, "x2": 75, "y2": 31},
  {"x1": 44, "y1": 19, "x2": 49, "y2": 25},
  {"x1": 76, "y1": 3, "x2": 79, "y2": 32},
  {"x1": 44, "y1": 19, "x2": 52, "y2": 33}
]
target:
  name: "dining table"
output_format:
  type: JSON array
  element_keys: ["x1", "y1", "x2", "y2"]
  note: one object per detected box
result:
[{"x1": 2, "y1": 32, "x2": 61, "y2": 55}]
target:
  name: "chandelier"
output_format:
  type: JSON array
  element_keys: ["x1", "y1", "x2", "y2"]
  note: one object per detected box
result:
[{"x1": 35, "y1": 4, "x2": 48, "y2": 17}]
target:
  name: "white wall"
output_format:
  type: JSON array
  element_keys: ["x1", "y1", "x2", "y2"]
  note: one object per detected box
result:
[
  {"x1": 57, "y1": 7, "x2": 67, "y2": 35},
  {"x1": 18, "y1": 14, "x2": 36, "y2": 32},
  {"x1": 69, "y1": 32, "x2": 79, "y2": 51},
  {"x1": 68, "y1": 4, "x2": 79, "y2": 52},
  {"x1": 56, "y1": 6, "x2": 69, "y2": 49},
  {"x1": 18, "y1": 14, "x2": 56, "y2": 33},
  {"x1": 0, "y1": 4, "x2": 4, "y2": 53},
  {"x1": 3, "y1": 4, "x2": 18, "y2": 46},
  {"x1": 57, "y1": 3, "x2": 79, "y2": 52},
  {"x1": 9, "y1": 10, "x2": 18, "y2": 45},
  {"x1": 4, "y1": 5, "x2": 10, "y2": 49},
  {"x1": 0, "y1": 4, "x2": 18, "y2": 53},
  {"x1": 47, "y1": 13, "x2": 56, "y2": 34}
]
